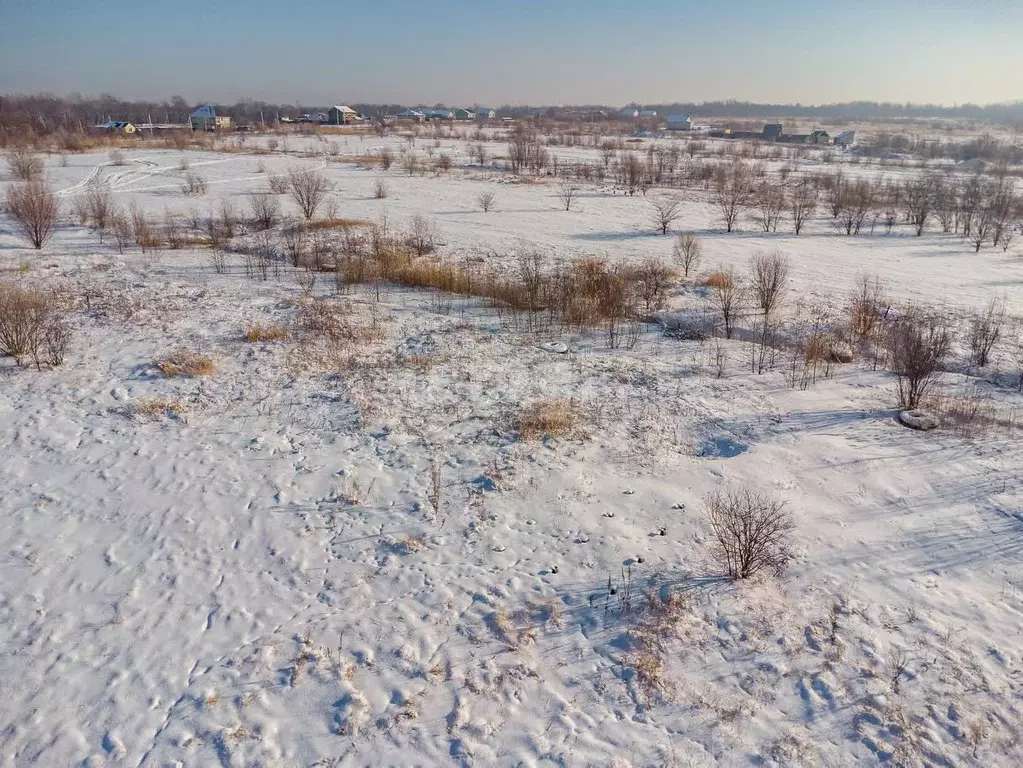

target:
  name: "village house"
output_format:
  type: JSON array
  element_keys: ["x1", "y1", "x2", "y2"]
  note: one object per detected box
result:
[
  {"x1": 327, "y1": 105, "x2": 359, "y2": 125},
  {"x1": 189, "y1": 105, "x2": 231, "y2": 131}
]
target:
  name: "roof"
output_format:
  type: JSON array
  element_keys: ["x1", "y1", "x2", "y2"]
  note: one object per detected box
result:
[
  {"x1": 331, "y1": 105, "x2": 357, "y2": 114},
  {"x1": 190, "y1": 105, "x2": 217, "y2": 118},
  {"x1": 667, "y1": 113, "x2": 691, "y2": 122}
]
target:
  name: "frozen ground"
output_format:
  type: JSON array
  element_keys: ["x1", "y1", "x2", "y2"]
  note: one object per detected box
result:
[{"x1": 1, "y1": 144, "x2": 1021, "y2": 767}]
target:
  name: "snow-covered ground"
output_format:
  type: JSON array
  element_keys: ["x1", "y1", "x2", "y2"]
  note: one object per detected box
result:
[{"x1": 1, "y1": 143, "x2": 1021, "y2": 767}]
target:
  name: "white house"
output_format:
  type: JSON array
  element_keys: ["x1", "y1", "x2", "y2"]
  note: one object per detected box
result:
[{"x1": 666, "y1": 113, "x2": 693, "y2": 131}]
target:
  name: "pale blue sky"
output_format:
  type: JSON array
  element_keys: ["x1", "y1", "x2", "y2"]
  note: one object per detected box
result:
[{"x1": 1, "y1": 0, "x2": 1020, "y2": 105}]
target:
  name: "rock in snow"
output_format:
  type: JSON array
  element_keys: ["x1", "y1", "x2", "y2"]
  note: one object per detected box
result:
[{"x1": 898, "y1": 409, "x2": 940, "y2": 431}]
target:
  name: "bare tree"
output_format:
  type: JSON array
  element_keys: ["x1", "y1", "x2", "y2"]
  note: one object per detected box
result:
[
  {"x1": 249, "y1": 192, "x2": 281, "y2": 231},
  {"x1": 967, "y1": 295, "x2": 1006, "y2": 368},
  {"x1": 789, "y1": 182, "x2": 817, "y2": 235},
  {"x1": 374, "y1": 179, "x2": 389, "y2": 199},
  {"x1": 713, "y1": 162, "x2": 753, "y2": 233},
  {"x1": 749, "y1": 251, "x2": 790, "y2": 372},
  {"x1": 753, "y1": 183, "x2": 785, "y2": 233},
  {"x1": 705, "y1": 486, "x2": 794, "y2": 580},
  {"x1": 650, "y1": 195, "x2": 683, "y2": 235},
  {"x1": 476, "y1": 190, "x2": 497, "y2": 212},
  {"x1": 888, "y1": 311, "x2": 951, "y2": 409},
  {"x1": 710, "y1": 266, "x2": 742, "y2": 339},
  {"x1": 112, "y1": 214, "x2": 132, "y2": 254},
  {"x1": 672, "y1": 232, "x2": 702, "y2": 278},
  {"x1": 558, "y1": 183, "x2": 578, "y2": 211},
  {"x1": 469, "y1": 142, "x2": 488, "y2": 167},
  {"x1": 904, "y1": 174, "x2": 939, "y2": 236},
  {"x1": 3, "y1": 181, "x2": 59, "y2": 249},
  {"x1": 288, "y1": 168, "x2": 332, "y2": 219},
  {"x1": 969, "y1": 207, "x2": 994, "y2": 252}
]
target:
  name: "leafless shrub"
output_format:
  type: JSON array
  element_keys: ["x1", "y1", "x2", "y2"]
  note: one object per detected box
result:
[
  {"x1": 558, "y1": 182, "x2": 578, "y2": 211},
  {"x1": 162, "y1": 211, "x2": 184, "y2": 249},
  {"x1": 849, "y1": 273, "x2": 889, "y2": 347},
  {"x1": 218, "y1": 199, "x2": 238, "y2": 239},
  {"x1": 672, "y1": 232, "x2": 702, "y2": 278},
  {"x1": 296, "y1": 268, "x2": 317, "y2": 297},
  {"x1": 181, "y1": 171, "x2": 207, "y2": 196},
  {"x1": 887, "y1": 648, "x2": 910, "y2": 695},
  {"x1": 130, "y1": 203, "x2": 161, "y2": 252},
  {"x1": 7, "y1": 149, "x2": 43, "y2": 180},
  {"x1": 705, "y1": 486, "x2": 794, "y2": 580},
  {"x1": 967, "y1": 295, "x2": 1005, "y2": 368},
  {"x1": 0, "y1": 282, "x2": 53, "y2": 365},
  {"x1": 476, "y1": 190, "x2": 497, "y2": 212},
  {"x1": 112, "y1": 214, "x2": 132, "y2": 254},
  {"x1": 34, "y1": 313, "x2": 72, "y2": 368},
  {"x1": 86, "y1": 184, "x2": 115, "y2": 242},
  {"x1": 404, "y1": 214, "x2": 438, "y2": 256},
  {"x1": 108, "y1": 149, "x2": 126, "y2": 167},
  {"x1": 401, "y1": 150, "x2": 419, "y2": 176},
  {"x1": 379, "y1": 147, "x2": 393, "y2": 170},
  {"x1": 281, "y1": 221, "x2": 307, "y2": 266},
  {"x1": 650, "y1": 195, "x2": 683, "y2": 235},
  {"x1": 888, "y1": 311, "x2": 952, "y2": 409},
  {"x1": 630, "y1": 258, "x2": 675, "y2": 313},
  {"x1": 374, "y1": 179, "x2": 389, "y2": 199},
  {"x1": 288, "y1": 168, "x2": 332, "y2": 219},
  {"x1": 71, "y1": 194, "x2": 90, "y2": 226},
  {"x1": 249, "y1": 192, "x2": 280, "y2": 231},
  {"x1": 209, "y1": 249, "x2": 228, "y2": 274},
  {"x1": 518, "y1": 398, "x2": 577, "y2": 441},
  {"x1": 3, "y1": 181, "x2": 59, "y2": 249},
  {"x1": 268, "y1": 174, "x2": 290, "y2": 194},
  {"x1": 469, "y1": 142, "x2": 488, "y2": 166}
]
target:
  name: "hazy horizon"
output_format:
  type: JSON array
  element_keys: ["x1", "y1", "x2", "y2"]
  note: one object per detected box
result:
[{"x1": 2, "y1": 0, "x2": 1020, "y2": 107}]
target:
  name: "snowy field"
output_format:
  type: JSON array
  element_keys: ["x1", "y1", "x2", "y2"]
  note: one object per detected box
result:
[{"x1": 1, "y1": 138, "x2": 1022, "y2": 767}]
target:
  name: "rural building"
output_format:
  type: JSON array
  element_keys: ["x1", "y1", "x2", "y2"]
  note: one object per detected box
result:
[
  {"x1": 190, "y1": 105, "x2": 231, "y2": 131},
  {"x1": 475, "y1": 109, "x2": 496, "y2": 120},
  {"x1": 834, "y1": 130, "x2": 857, "y2": 147},
  {"x1": 453, "y1": 108, "x2": 475, "y2": 120},
  {"x1": 328, "y1": 105, "x2": 359, "y2": 125},
  {"x1": 94, "y1": 121, "x2": 137, "y2": 134},
  {"x1": 638, "y1": 109, "x2": 658, "y2": 118},
  {"x1": 762, "y1": 123, "x2": 783, "y2": 141},
  {"x1": 666, "y1": 113, "x2": 693, "y2": 131},
  {"x1": 424, "y1": 108, "x2": 454, "y2": 120},
  {"x1": 395, "y1": 108, "x2": 425, "y2": 121},
  {"x1": 808, "y1": 129, "x2": 831, "y2": 145}
]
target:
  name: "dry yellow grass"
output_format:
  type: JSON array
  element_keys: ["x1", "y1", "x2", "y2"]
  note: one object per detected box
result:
[
  {"x1": 705, "y1": 271, "x2": 733, "y2": 289},
  {"x1": 243, "y1": 321, "x2": 290, "y2": 342},
  {"x1": 518, "y1": 398, "x2": 576, "y2": 441},
  {"x1": 302, "y1": 218, "x2": 375, "y2": 231},
  {"x1": 134, "y1": 396, "x2": 187, "y2": 419},
  {"x1": 154, "y1": 350, "x2": 215, "y2": 377}
]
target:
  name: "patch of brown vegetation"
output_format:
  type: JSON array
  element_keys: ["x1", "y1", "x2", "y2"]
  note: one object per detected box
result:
[
  {"x1": 243, "y1": 321, "x2": 290, "y2": 342},
  {"x1": 518, "y1": 398, "x2": 577, "y2": 441},
  {"x1": 154, "y1": 350, "x2": 215, "y2": 377}
]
